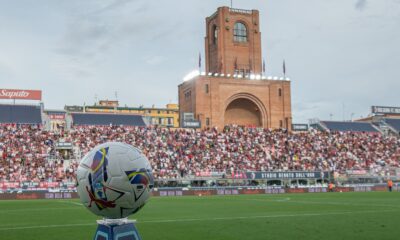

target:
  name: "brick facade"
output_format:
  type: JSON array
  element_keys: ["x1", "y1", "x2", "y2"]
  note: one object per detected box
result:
[
  {"x1": 205, "y1": 7, "x2": 262, "y2": 75},
  {"x1": 178, "y1": 6, "x2": 292, "y2": 130}
]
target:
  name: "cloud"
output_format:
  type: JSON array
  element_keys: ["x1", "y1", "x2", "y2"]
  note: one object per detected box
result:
[
  {"x1": 1, "y1": 0, "x2": 400, "y2": 123},
  {"x1": 355, "y1": 0, "x2": 367, "y2": 11},
  {"x1": 56, "y1": 0, "x2": 150, "y2": 58}
]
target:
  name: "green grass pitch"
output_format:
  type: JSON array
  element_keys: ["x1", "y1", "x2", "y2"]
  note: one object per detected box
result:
[{"x1": 0, "y1": 192, "x2": 399, "y2": 240}]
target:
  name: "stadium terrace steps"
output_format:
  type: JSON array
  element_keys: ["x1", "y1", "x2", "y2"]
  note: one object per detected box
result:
[
  {"x1": 0, "y1": 104, "x2": 42, "y2": 124},
  {"x1": 71, "y1": 113, "x2": 146, "y2": 126},
  {"x1": 319, "y1": 121, "x2": 379, "y2": 133},
  {"x1": 383, "y1": 118, "x2": 400, "y2": 133}
]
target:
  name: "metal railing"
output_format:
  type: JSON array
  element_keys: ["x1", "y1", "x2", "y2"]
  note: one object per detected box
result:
[{"x1": 229, "y1": 8, "x2": 252, "y2": 15}]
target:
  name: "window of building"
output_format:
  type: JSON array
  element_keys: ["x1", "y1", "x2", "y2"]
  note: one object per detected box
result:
[
  {"x1": 157, "y1": 110, "x2": 161, "y2": 114},
  {"x1": 185, "y1": 91, "x2": 191, "y2": 100},
  {"x1": 159, "y1": 118, "x2": 162, "y2": 125},
  {"x1": 206, "y1": 118, "x2": 210, "y2": 126},
  {"x1": 233, "y1": 22, "x2": 247, "y2": 43},
  {"x1": 205, "y1": 84, "x2": 209, "y2": 94},
  {"x1": 279, "y1": 88, "x2": 282, "y2": 97},
  {"x1": 212, "y1": 25, "x2": 218, "y2": 44},
  {"x1": 280, "y1": 120, "x2": 283, "y2": 128}
]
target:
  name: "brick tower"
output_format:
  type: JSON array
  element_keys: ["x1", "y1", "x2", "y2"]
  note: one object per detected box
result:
[
  {"x1": 178, "y1": 6, "x2": 292, "y2": 130},
  {"x1": 205, "y1": 7, "x2": 262, "y2": 75}
]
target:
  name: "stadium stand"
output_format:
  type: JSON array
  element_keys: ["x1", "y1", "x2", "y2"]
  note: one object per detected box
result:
[
  {"x1": 71, "y1": 113, "x2": 146, "y2": 127},
  {"x1": 0, "y1": 124, "x2": 399, "y2": 182},
  {"x1": 318, "y1": 121, "x2": 379, "y2": 132},
  {"x1": 383, "y1": 118, "x2": 400, "y2": 134},
  {"x1": 0, "y1": 104, "x2": 42, "y2": 124}
]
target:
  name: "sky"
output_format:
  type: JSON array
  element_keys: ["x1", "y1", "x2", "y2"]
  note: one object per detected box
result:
[{"x1": 0, "y1": 0, "x2": 399, "y2": 123}]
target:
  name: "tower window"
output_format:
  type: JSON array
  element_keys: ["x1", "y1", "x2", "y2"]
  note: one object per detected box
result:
[
  {"x1": 279, "y1": 88, "x2": 282, "y2": 97},
  {"x1": 212, "y1": 25, "x2": 218, "y2": 44},
  {"x1": 205, "y1": 84, "x2": 209, "y2": 94},
  {"x1": 234, "y1": 22, "x2": 247, "y2": 42},
  {"x1": 184, "y1": 90, "x2": 192, "y2": 99}
]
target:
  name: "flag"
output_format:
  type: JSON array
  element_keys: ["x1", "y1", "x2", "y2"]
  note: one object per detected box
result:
[
  {"x1": 262, "y1": 59, "x2": 266, "y2": 73},
  {"x1": 249, "y1": 59, "x2": 252, "y2": 73},
  {"x1": 234, "y1": 57, "x2": 238, "y2": 71},
  {"x1": 283, "y1": 60, "x2": 286, "y2": 76},
  {"x1": 198, "y1": 52, "x2": 202, "y2": 69}
]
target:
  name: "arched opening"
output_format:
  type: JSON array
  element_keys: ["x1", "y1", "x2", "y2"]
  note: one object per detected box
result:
[
  {"x1": 224, "y1": 98, "x2": 261, "y2": 127},
  {"x1": 212, "y1": 25, "x2": 218, "y2": 44},
  {"x1": 233, "y1": 22, "x2": 248, "y2": 42}
]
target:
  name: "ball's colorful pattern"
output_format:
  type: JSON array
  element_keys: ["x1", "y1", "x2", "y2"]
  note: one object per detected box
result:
[{"x1": 77, "y1": 142, "x2": 154, "y2": 219}]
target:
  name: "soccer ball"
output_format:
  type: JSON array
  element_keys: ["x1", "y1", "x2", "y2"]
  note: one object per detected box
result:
[{"x1": 76, "y1": 142, "x2": 154, "y2": 219}]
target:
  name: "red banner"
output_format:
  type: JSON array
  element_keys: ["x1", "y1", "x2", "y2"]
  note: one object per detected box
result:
[
  {"x1": 0, "y1": 182, "x2": 20, "y2": 188},
  {"x1": 49, "y1": 114, "x2": 65, "y2": 120},
  {"x1": 0, "y1": 89, "x2": 42, "y2": 100},
  {"x1": 287, "y1": 188, "x2": 307, "y2": 193},
  {"x1": 39, "y1": 182, "x2": 60, "y2": 188}
]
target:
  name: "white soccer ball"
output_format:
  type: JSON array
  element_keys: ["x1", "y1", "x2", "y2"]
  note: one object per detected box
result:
[{"x1": 76, "y1": 142, "x2": 154, "y2": 219}]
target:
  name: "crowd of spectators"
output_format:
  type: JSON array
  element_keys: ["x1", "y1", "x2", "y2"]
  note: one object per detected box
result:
[
  {"x1": 0, "y1": 125, "x2": 76, "y2": 183},
  {"x1": 0, "y1": 124, "x2": 399, "y2": 182}
]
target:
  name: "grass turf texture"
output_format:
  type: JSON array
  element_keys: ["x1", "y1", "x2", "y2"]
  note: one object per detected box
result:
[{"x1": 0, "y1": 192, "x2": 399, "y2": 240}]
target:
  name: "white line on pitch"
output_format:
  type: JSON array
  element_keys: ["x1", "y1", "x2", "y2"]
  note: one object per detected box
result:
[
  {"x1": 246, "y1": 198, "x2": 400, "y2": 208},
  {"x1": 138, "y1": 209, "x2": 397, "y2": 224},
  {"x1": 0, "y1": 223, "x2": 95, "y2": 231},
  {"x1": 0, "y1": 209, "x2": 396, "y2": 231},
  {"x1": 58, "y1": 200, "x2": 84, "y2": 206},
  {"x1": 0, "y1": 207, "x2": 82, "y2": 213}
]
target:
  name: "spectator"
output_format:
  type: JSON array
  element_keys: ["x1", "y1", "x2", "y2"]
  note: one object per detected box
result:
[{"x1": 0, "y1": 124, "x2": 399, "y2": 182}]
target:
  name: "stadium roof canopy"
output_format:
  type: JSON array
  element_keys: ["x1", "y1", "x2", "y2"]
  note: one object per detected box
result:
[
  {"x1": 383, "y1": 118, "x2": 400, "y2": 133},
  {"x1": 320, "y1": 121, "x2": 379, "y2": 133},
  {"x1": 71, "y1": 113, "x2": 146, "y2": 127},
  {"x1": 0, "y1": 104, "x2": 42, "y2": 124}
]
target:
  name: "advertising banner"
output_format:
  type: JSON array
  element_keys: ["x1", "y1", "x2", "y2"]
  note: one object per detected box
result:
[
  {"x1": 195, "y1": 171, "x2": 225, "y2": 178},
  {"x1": 346, "y1": 170, "x2": 368, "y2": 176},
  {"x1": 308, "y1": 187, "x2": 327, "y2": 193},
  {"x1": 49, "y1": 114, "x2": 65, "y2": 120},
  {"x1": 0, "y1": 182, "x2": 20, "y2": 188},
  {"x1": 246, "y1": 171, "x2": 329, "y2": 180},
  {"x1": 292, "y1": 124, "x2": 309, "y2": 131},
  {"x1": 21, "y1": 182, "x2": 40, "y2": 188},
  {"x1": 0, "y1": 89, "x2": 42, "y2": 100},
  {"x1": 182, "y1": 121, "x2": 201, "y2": 128},
  {"x1": 265, "y1": 188, "x2": 285, "y2": 194},
  {"x1": 39, "y1": 182, "x2": 60, "y2": 188},
  {"x1": 371, "y1": 106, "x2": 400, "y2": 115}
]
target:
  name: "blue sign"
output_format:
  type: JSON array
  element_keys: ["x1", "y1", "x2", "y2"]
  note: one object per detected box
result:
[{"x1": 246, "y1": 171, "x2": 329, "y2": 180}]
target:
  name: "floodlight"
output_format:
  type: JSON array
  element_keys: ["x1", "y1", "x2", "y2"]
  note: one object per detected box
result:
[{"x1": 183, "y1": 70, "x2": 200, "y2": 82}]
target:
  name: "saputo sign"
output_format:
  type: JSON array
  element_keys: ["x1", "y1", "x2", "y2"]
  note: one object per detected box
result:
[{"x1": 0, "y1": 89, "x2": 42, "y2": 100}]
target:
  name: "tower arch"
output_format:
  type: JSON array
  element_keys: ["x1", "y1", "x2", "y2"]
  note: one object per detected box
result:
[{"x1": 224, "y1": 93, "x2": 267, "y2": 128}]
